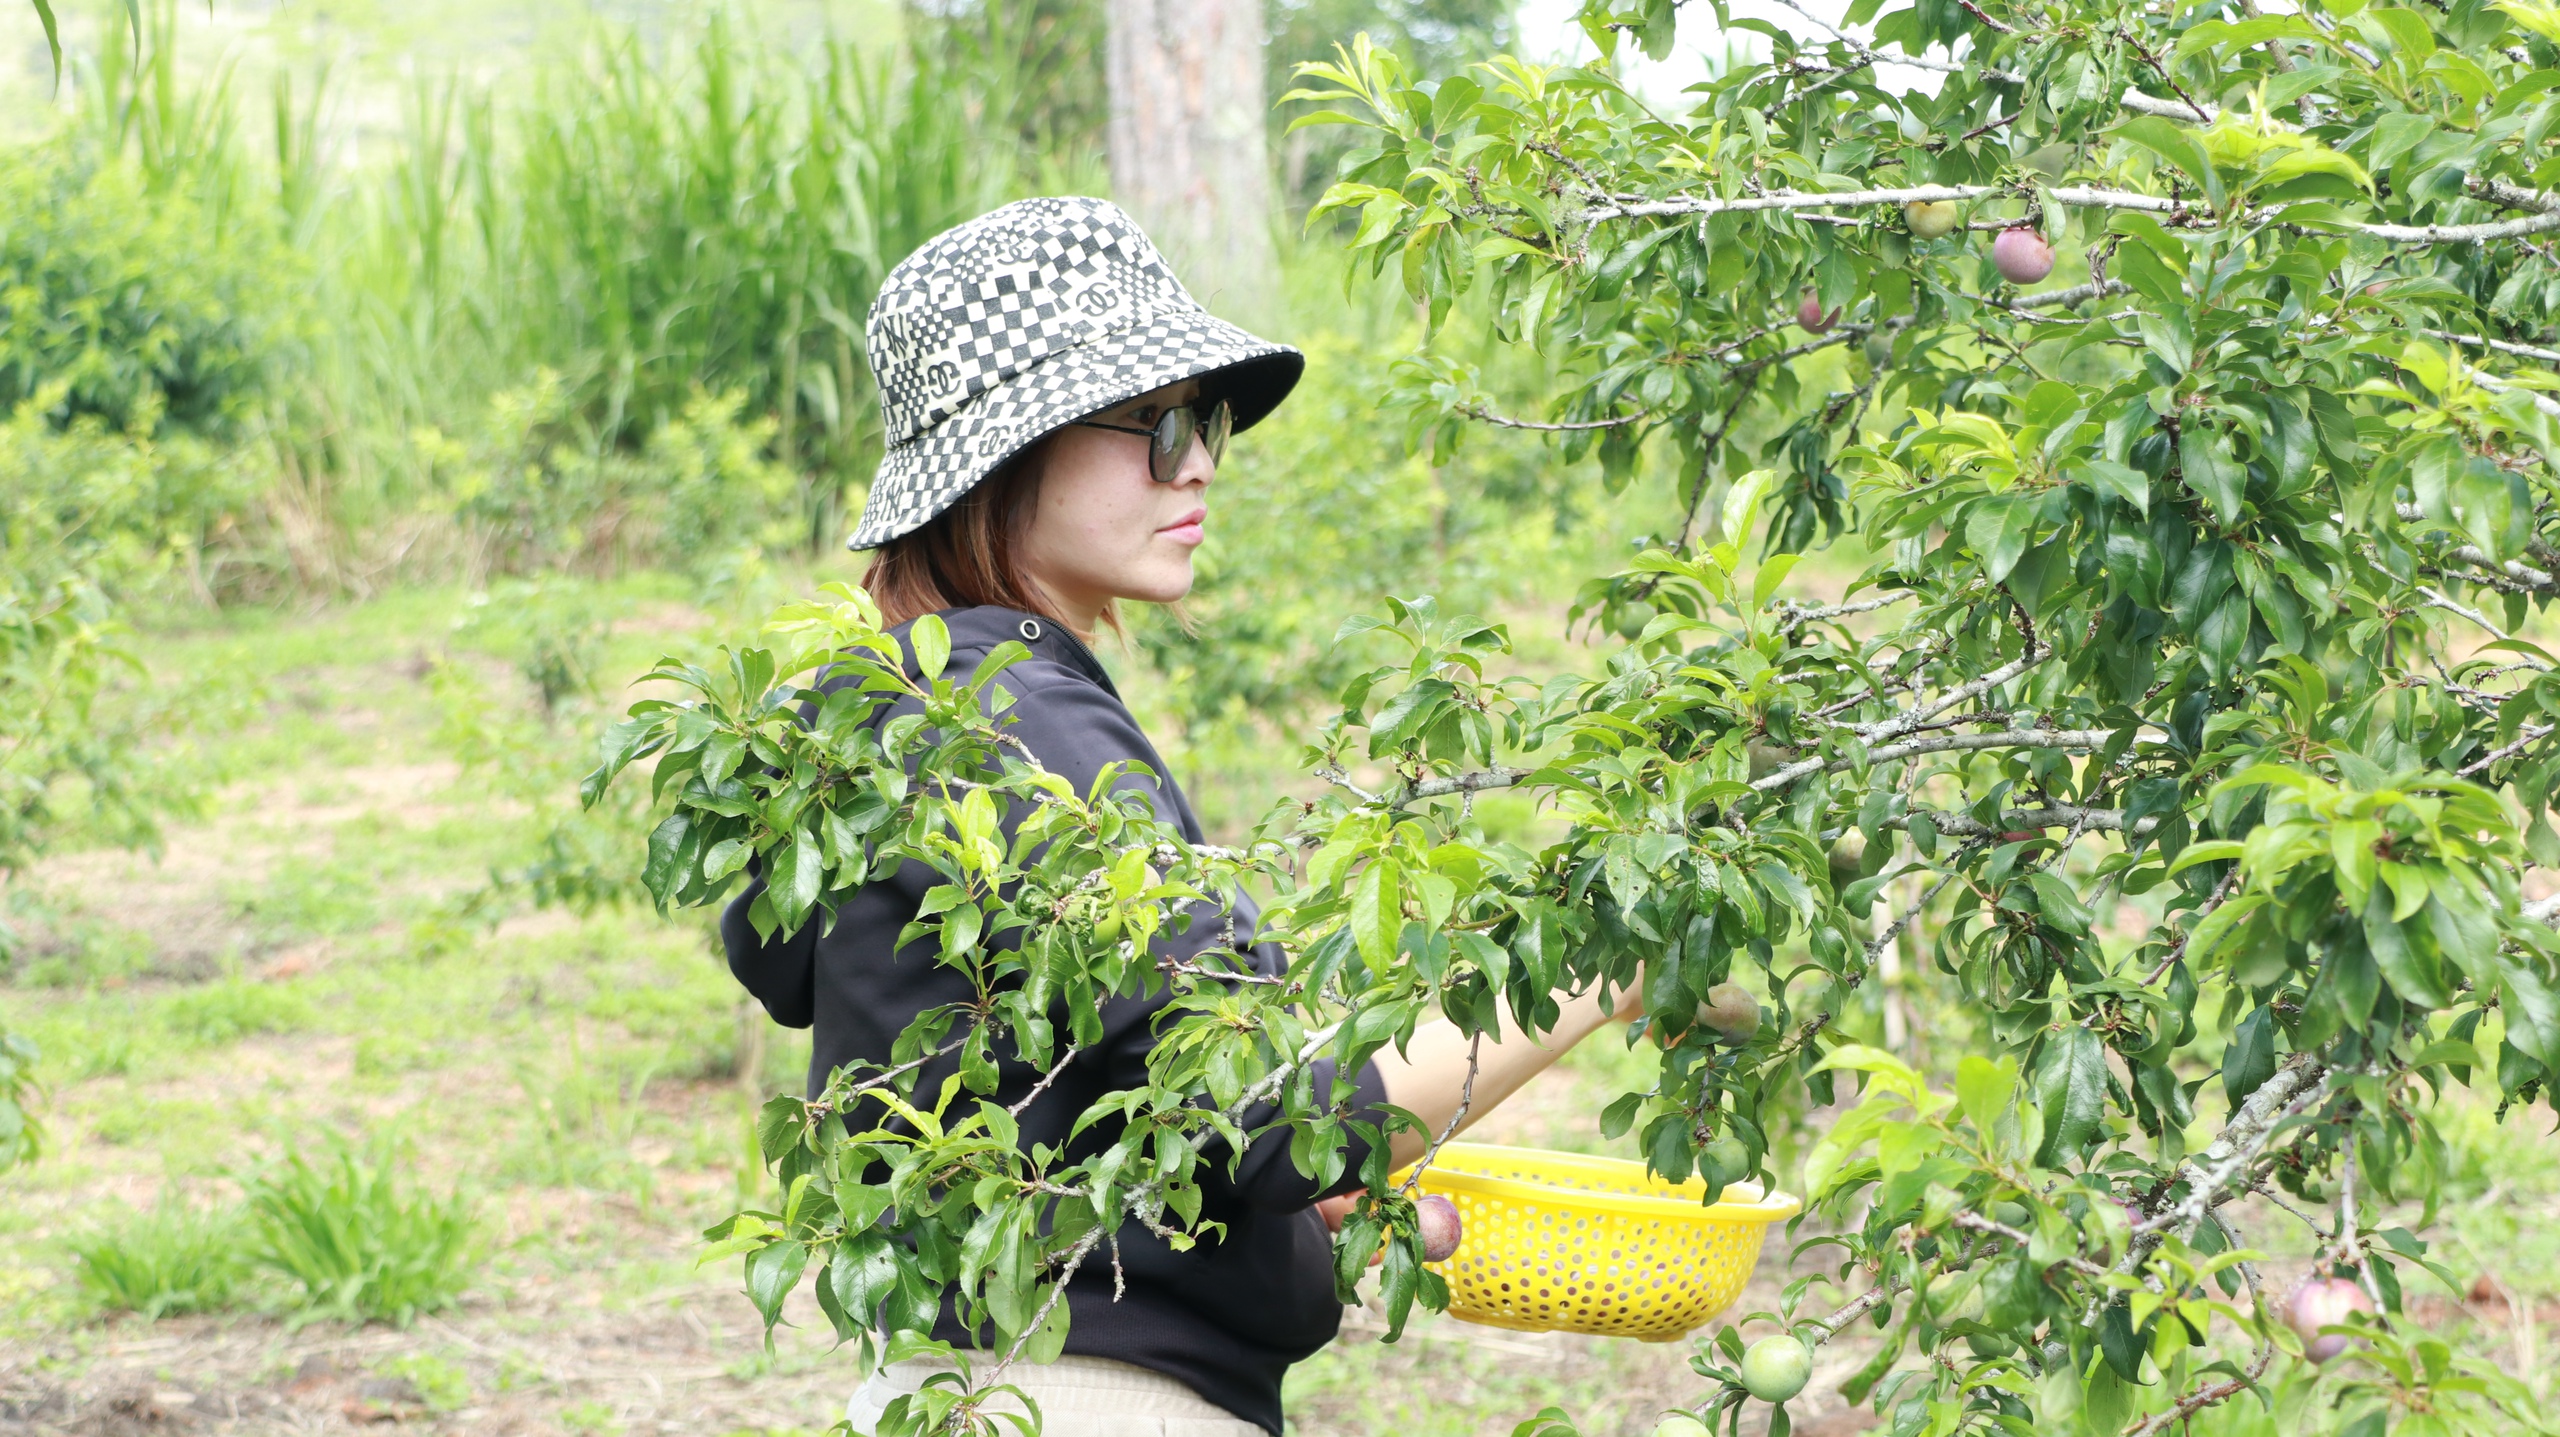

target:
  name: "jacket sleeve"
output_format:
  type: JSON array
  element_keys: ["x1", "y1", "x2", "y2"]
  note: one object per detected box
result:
[
  {"x1": 721, "y1": 864, "x2": 820, "y2": 1029},
  {"x1": 991, "y1": 670, "x2": 1392, "y2": 1211}
]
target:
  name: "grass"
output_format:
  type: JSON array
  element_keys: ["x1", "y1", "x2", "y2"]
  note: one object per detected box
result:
[
  {"x1": 244, "y1": 1140, "x2": 483, "y2": 1325},
  {"x1": 64, "y1": 1191, "x2": 250, "y2": 1318}
]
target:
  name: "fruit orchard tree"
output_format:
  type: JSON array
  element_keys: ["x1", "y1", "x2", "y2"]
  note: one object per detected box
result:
[{"x1": 586, "y1": 0, "x2": 2560, "y2": 1432}]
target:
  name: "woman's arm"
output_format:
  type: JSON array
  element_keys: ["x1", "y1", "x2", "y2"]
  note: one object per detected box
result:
[{"x1": 1371, "y1": 982, "x2": 1647, "y2": 1170}]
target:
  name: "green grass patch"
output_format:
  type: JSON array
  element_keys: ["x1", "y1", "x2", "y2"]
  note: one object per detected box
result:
[{"x1": 64, "y1": 1191, "x2": 252, "y2": 1318}]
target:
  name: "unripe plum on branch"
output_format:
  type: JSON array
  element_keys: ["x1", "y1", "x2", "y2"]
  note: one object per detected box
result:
[
  {"x1": 1902, "y1": 200, "x2": 1960, "y2": 240},
  {"x1": 1698, "y1": 982, "x2": 1762, "y2": 1043},
  {"x1": 1739, "y1": 1334, "x2": 1813, "y2": 1401}
]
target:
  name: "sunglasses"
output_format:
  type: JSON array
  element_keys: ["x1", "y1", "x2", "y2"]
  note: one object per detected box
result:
[{"x1": 1073, "y1": 398, "x2": 1233, "y2": 484}]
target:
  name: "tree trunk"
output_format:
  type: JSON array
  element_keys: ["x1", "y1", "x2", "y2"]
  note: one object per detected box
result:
[{"x1": 1104, "y1": 0, "x2": 1280, "y2": 325}]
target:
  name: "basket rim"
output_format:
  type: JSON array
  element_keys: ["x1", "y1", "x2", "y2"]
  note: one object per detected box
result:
[{"x1": 1402, "y1": 1141, "x2": 1804, "y2": 1223}]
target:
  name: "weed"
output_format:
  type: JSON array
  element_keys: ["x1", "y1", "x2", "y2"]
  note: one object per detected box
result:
[
  {"x1": 350, "y1": 1034, "x2": 434, "y2": 1079},
  {"x1": 65, "y1": 1024, "x2": 135, "y2": 1080},
  {"x1": 0, "y1": 1030, "x2": 37, "y2": 1169},
  {"x1": 377, "y1": 1353, "x2": 472, "y2": 1412},
  {"x1": 64, "y1": 1192, "x2": 251, "y2": 1317},
  {"x1": 559, "y1": 1398, "x2": 624, "y2": 1433},
  {"x1": 243, "y1": 1140, "x2": 482, "y2": 1325},
  {"x1": 159, "y1": 979, "x2": 315, "y2": 1046},
  {"x1": 88, "y1": 1097, "x2": 222, "y2": 1148}
]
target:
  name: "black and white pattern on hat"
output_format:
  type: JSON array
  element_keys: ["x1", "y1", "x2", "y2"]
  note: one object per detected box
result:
[{"x1": 850, "y1": 196, "x2": 1304, "y2": 551}]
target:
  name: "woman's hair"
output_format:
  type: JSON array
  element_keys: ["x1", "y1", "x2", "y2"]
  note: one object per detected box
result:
[{"x1": 860, "y1": 441, "x2": 1121, "y2": 635}]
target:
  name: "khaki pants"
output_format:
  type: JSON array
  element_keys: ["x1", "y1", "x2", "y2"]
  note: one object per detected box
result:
[{"x1": 844, "y1": 1352, "x2": 1265, "y2": 1436}]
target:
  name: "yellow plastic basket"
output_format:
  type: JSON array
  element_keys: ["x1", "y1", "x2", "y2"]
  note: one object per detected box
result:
[{"x1": 1398, "y1": 1142, "x2": 1801, "y2": 1342}]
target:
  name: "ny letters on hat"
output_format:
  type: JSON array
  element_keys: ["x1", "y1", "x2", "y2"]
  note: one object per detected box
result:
[{"x1": 850, "y1": 196, "x2": 1305, "y2": 550}]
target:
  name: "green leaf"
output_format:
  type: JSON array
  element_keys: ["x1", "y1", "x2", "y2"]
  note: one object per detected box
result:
[
  {"x1": 2179, "y1": 428, "x2": 2246, "y2": 525},
  {"x1": 745, "y1": 1239, "x2": 808, "y2": 1330},
  {"x1": 756, "y1": 1094, "x2": 805, "y2": 1165},
  {"x1": 911, "y1": 614, "x2": 951, "y2": 682},
  {"x1": 30, "y1": 0, "x2": 59, "y2": 83},
  {"x1": 2030, "y1": 1027, "x2": 2109, "y2": 1167},
  {"x1": 2363, "y1": 884, "x2": 2449, "y2": 1009},
  {"x1": 1966, "y1": 498, "x2": 2037, "y2": 583},
  {"x1": 1351, "y1": 860, "x2": 1401, "y2": 972},
  {"x1": 1956, "y1": 1055, "x2": 2018, "y2": 1140},
  {"x1": 2223, "y1": 1006, "x2": 2275, "y2": 1107},
  {"x1": 2075, "y1": 459, "x2": 2151, "y2": 515}
]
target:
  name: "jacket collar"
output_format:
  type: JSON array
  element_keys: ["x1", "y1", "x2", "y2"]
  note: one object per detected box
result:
[{"x1": 920, "y1": 606, "x2": 1120, "y2": 699}]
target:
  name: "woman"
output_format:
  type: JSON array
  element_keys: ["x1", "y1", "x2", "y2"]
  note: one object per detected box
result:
[{"x1": 722, "y1": 197, "x2": 1639, "y2": 1437}]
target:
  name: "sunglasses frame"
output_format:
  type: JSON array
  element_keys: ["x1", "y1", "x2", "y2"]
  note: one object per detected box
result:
[{"x1": 1073, "y1": 398, "x2": 1233, "y2": 484}]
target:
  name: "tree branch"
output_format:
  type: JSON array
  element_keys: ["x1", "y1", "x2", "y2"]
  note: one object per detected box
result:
[
  {"x1": 1457, "y1": 403, "x2": 1648, "y2": 432},
  {"x1": 1754, "y1": 727, "x2": 2123, "y2": 792},
  {"x1": 1566, "y1": 180, "x2": 2560, "y2": 247},
  {"x1": 1884, "y1": 804, "x2": 2154, "y2": 838}
]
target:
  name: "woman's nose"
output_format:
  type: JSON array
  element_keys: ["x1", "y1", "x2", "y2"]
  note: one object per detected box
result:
[{"x1": 1175, "y1": 434, "x2": 1215, "y2": 487}]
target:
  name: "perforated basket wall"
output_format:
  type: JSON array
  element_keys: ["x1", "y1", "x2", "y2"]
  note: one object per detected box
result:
[{"x1": 1400, "y1": 1142, "x2": 1802, "y2": 1342}]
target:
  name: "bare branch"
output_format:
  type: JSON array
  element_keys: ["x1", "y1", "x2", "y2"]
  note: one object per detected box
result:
[
  {"x1": 1397, "y1": 765, "x2": 1534, "y2": 806},
  {"x1": 2135, "y1": 1057, "x2": 2334, "y2": 1240},
  {"x1": 1458, "y1": 403, "x2": 1648, "y2": 432},
  {"x1": 1773, "y1": 593, "x2": 1913, "y2": 632},
  {"x1": 2467, "y1": 369, "x2": 2560, "y2": 421},
  {"x1": 1565, "y1": 179, "x2": 2560, "y2": 248},
  {"x1": 1397, "y1": 1031, "x2": 1482, "y2": 1195},
  {"x1": 1007, "y1": 1044, "x2": 1085, "y2": 1117},
  {"x1": 2120, "y1": 88, "x2": 2216, "y2": 122},
  {"x1": 2424, "y1": 328, "x2": 2560, "y2": 366},
  {"x1": 1885, "y1": 804, "x2": 2154, "y2": 838},
  {"x1": 1754, "y1": 727, "x2": 2124, "y2": 792}
]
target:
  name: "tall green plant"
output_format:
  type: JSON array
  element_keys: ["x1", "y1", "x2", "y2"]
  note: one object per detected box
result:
[{"x1": 353, "y1": 16, "x2": 1055, "y2": 555}]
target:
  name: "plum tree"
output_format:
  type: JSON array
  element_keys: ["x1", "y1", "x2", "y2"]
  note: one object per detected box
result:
[
  {"x1": 1269, "y1": 0, "x2": 2560, "y2": 1428},
  {"x1": 585, "y1": 0, "x2": 2560, "y2": 1431}
]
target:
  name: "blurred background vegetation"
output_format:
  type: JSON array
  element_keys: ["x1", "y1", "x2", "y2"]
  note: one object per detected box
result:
[{"x1": 2, "y1": 2, "x2": 2550, "y2": 1433}]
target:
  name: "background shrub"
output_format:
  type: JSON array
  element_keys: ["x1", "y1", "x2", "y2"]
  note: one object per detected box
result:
[{"x1": 0, "y1": 140, "x2": 295, "y2": 438}]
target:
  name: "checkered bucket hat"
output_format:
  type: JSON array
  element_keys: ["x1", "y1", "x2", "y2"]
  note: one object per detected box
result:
[{"x1": 849, "y1": 196, "x2": 1305, "y2": 550}]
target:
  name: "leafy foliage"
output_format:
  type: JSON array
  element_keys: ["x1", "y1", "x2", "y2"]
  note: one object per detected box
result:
[
  {"x1": 583, "y1": 0, "x2": 2560, "y2": 1432},
  {"x1": 1271, "y1": 0, "x2": 2560, "y2": 1429},
  {"x1": 0, "y1": 136, "x2": 295, "y2": 437}
]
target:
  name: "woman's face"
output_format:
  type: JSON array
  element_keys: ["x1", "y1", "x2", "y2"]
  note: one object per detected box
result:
[{"x1": 1017, "y1": 379, "x2": 1214, "y2": 633}]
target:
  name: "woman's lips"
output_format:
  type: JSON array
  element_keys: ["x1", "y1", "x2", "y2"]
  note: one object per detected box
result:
[{"x1": 1158, "y1": 508, "x2": 1207, "y2": 545}]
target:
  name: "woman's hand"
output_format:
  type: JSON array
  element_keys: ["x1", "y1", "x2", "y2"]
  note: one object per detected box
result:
[{"x1": 1315, "y1": 1190, "x2": 1361, "y2": 1233}]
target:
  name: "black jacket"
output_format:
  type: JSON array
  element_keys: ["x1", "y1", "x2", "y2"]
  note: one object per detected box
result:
[{"x1": 719, "y1": 606, "x2": 1382, "y2": 1434}]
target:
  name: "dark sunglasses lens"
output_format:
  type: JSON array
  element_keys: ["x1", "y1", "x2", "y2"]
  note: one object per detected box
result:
[
  {"x1": 1201, "y1": 400, "x2": 1232, "y2": 462},
  {"x1": 1149, "y1": 406, "x2": 1194, "y2": 484}
]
